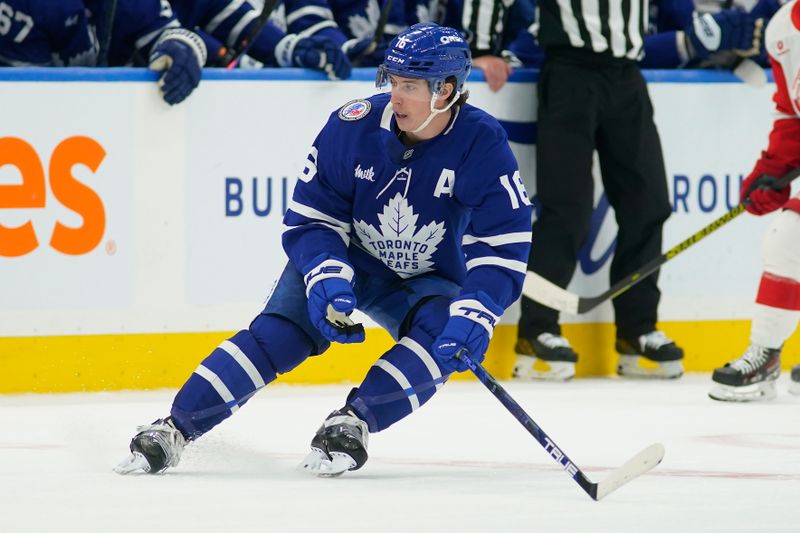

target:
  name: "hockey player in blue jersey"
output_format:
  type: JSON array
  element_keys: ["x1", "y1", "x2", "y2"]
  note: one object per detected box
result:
[
  {"x1": 169, "y1": 0, "x2": 355, "y2": 79},
  {"x1": 641, "y1": 0, "x2": 766, "y2": 68},
  {"x1": 283, "y1": 0, "x2": 406, "y2": 69},
  {"x1": 0, "y1": 0, "x2": 206, "y2": 105},
  {"x1": 84, "y1": 0, "x2": 207, "y2": 105},
  {"x1": 168, "y1": 0, "x2": 283, "y2": 67},
  {"x1": 0, "y1": 0, "x2": 97, "y2": 66},
  {"x1": 115, "y1": 22, "x2": 533, "y2": 477}
]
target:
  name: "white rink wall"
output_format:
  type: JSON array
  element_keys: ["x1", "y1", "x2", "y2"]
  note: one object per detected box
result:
[{"x1": 0, "y1": 68, "x2": 781, "y2": 338}]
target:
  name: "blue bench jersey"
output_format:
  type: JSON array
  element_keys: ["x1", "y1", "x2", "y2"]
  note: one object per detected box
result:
[
  {"x1": 284, "y1": 0, "x2": 407, "y2": 45},
  {"x1": 0, "y1": 0, "x2": 96, "y2": 66},
  {"x1": 283, "y1": 93, "x2": 533, "y2": 311},
  {"x1": 84, "y1": 0, "x2": 181, "y2": 66},
  {"x1": 0, "y1": 0, "x2": 189, "y2": 67},
  {"x1": 169, "y1": 0, "x2": 286, "y2": 65}
]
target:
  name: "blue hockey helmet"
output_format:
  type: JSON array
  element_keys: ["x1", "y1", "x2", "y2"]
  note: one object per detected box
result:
[{"x1": 376, "y1": 23, "x2": 472, "y2": 97}]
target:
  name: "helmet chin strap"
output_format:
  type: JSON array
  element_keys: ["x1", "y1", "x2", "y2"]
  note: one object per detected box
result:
[{"x1": 410, "y1": 90, "x2": 461, "y2": 134}]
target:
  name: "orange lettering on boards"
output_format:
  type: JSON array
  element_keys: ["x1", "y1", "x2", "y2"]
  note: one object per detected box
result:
[
  {"x1": 0, "y1": 136, "x2": 106, "y2": 257},
  {"x1": 49, "y1": 137, "x2": 106, "y2": 255},
  {"x1": 0, "y1": 138, "x2": 46, "y2": 257}
]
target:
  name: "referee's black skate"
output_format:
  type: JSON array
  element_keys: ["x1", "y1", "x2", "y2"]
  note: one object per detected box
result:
[
  {"x1": 114, "y1": 417, "x2": 187, "y2": 474},
  {"x1": 299, "y1": 407, "x2": 369, "y2": 477},
  {"x1": 512, "y1": 333, "x2": 578, "y2": 381},
  {"x1": 708, "y1": 345, "x2": 781, "y2": 402},
  {"x1": 616, "y1": 330, "x2": 684, "y2": 379},
  {"x1": 791, "y1": 364, "x2": 800, "y2": 396}
]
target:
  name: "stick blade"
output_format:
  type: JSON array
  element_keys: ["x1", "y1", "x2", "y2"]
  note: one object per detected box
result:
[
  {"x1": 522, "y1": 272, "x2": 579, "y2": 314},
  {"x1": 593, "y1": 443, "x2": 665, "y2": 501},
  {"x1": 576, "y1": 295, "x2": 606, "y2": 314}
]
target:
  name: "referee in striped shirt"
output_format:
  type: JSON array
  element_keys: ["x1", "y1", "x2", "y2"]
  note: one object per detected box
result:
[
  {"x1": 411, "y1": 0, "x2": 536, "y2": 91},
  {"x1": 514, "y1": 0, "x2": 684, "y2": 380}
]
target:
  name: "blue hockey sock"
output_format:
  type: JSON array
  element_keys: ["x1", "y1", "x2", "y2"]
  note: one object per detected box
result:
[
  {"x1": 171, "y1": 314, "x2": 313, "y2": 439},
  {"x1": 348, "y1": 297, "x2": 450, "y2": 432}
]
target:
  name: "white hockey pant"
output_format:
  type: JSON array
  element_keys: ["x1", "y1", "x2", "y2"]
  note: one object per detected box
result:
[{"x1": 751, "y1": 209, "x2": 800, "y2": 348}]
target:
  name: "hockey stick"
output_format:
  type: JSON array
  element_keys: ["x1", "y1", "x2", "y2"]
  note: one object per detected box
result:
[
  {"x1": 97, "y1": 0, "x2": 119, "y2": 66},
  {"x1": 523, "y1": 167, "x2": 800, "y2": 314},
  {"x1": 456, "y1": 349, "x2": 664, "y2": 500},
  {"x1": 217, "y1": 0, "x2": 280, "y2": 68},
  {"x1": 327, "y1": 307, "x2": 663, "y2": 499},
  {"x1": 325, "y1": 305, "x2": 365, "y2": 337},
  {"x1": 351, "y1": 0, "x2": 393, "y2": 67}
]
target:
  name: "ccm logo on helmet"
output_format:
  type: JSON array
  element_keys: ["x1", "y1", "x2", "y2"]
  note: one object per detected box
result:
[
  {"x1": 386, "y1": 55, "x2": 405, "y2": 63},
  {"x1": 439, "y1": 35, "x2": 463, "y2": 44}
]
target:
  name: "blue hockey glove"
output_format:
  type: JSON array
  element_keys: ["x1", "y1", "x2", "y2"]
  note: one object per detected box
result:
[
  {"x1": 432, "y1": 292, "x2": 503, "y2": 374},
  {"x1": 685, "y1": 10, "x2": 763, "y2": 61},
  {"x1": 303, "y1": 254, "x2": 365, "y2": 344},
  {"x1": 149, "y1": 29, "x2": 207, "y2": 105},
  {"x1": 275, "y1": 34, "x2": 351, "y2": 80}
]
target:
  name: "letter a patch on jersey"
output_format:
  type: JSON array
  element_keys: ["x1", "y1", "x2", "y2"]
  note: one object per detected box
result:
[
  {"x1": 433, "y1": 168, "x2": 455, "y2": 198},
  {"x1": 338, "y1": 99, "x2": 372, "y2": 121}
]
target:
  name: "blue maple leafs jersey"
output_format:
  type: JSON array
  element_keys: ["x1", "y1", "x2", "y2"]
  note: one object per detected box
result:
[
  {"x1": 84, "y1": 0, "x2": 181, "y2": 66},
  {"x1": 283, "y1": 93, "x2": 533, "y2": 311},
  {"x1": 170, "y1": 0, "x2": 286, "y2": 66},
  {"x1": 641, "y1": 0, "x2": 698, "y2": 67},
  {"x1": 0, "y1": 0, "x2": 96, "y2": 66},
  {"x1": 284, "y1": 0, "x2": 406, "y2": 46},
  {"x1": 642, "y1": 0, "x2": 782, "y2": 67},
  {"x1": 0, "y1": 0, "x2": 185, "y2": 67}
]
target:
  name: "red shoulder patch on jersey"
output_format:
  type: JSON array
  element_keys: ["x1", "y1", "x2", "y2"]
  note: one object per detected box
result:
[{"x1": 792, "y1": 0, "x2": 800, "y2": 31}]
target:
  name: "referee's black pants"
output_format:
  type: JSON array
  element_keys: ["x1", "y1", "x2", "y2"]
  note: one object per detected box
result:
[{"x1": 518, "y1": 54, "x2": 673, "y2": 342}]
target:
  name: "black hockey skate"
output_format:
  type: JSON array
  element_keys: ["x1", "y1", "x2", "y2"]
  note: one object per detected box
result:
[
  {"x1": 299, "y1": 407, "x2": 369, "y2": 477},
  {"x1": 616, "y1": 330, "x2": 684, "y2": 379},
  {"x1": 512, "y1": 333, "x2": 578, "y2": 381},
  {"x1": 708, "y1": 345, "x2": 781, "y2": 402},
  {"x1": 789, "y1": 364, "x2": 800, "y2": 396},
  {"x1": 114, "y1": 417, "x2": 187, "y2": 474}
]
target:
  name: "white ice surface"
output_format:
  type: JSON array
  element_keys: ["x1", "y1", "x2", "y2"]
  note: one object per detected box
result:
[{"x1": 1, "y1": 374, "x2": 799, "y2": 533}]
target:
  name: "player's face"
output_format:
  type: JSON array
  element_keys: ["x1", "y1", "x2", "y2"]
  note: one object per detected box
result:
[{"x1": 388, "y1": 75, "x2": 437, "y2": 131}]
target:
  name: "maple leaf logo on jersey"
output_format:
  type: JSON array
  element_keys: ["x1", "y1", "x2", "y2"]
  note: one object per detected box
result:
[
  {"x1": 354, "y1": 193, "x2": 446, "y2": 278},
  {"x1": 348, "y1": 0, "x2": 380, "y2": 39},
  {"x1": 416, "y1": 0, "x2": 446, "y2": 26}
]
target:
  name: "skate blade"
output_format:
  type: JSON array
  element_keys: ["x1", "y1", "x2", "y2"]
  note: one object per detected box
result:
[
  {"x1": 298, "y1": 447, "x2": 329, "y2": 474},
  {"x1": 708, "y1": 381, "x2": 777, "y2": 402},
  {"x1": 617, "y1": 356, "x2": 683, "y2": 379},
  {"x1": 317, "y1": 453, "x2": 357, "y2": 477},
  {"x1": 298, "y1": 448, "x2": 355, "y2": 477},
  {"x1": 113, "y1": 452, "x2": 151, "y2": 475},
  {"x1": 299, "y1": 447, "x2": 350, "y2": 476},
  {"x1": 512, "y1": 356, "x2": 575, "y2": 382}
]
